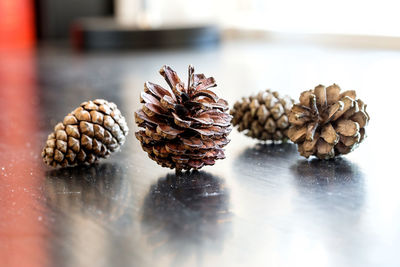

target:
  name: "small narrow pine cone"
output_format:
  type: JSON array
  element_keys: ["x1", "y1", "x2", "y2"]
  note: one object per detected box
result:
[
  {"x1": 230, "y1": 89, "x2": 294, "y2": 142},
  {"x1": 288, "y1": 84, "x2": 370, "y2": 159},
  {"x1": 135, "y1": 65, "x2": 232, "y2": 171},
  {"x1": 42, "y1": 99, "x2": 129, "y2": 167}
]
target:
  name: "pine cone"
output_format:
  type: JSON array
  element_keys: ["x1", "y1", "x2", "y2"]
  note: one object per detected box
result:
[
  {"x1": 288, "y1": 84, "x2": 369, "y2": 159},
  {"x1": 230, "y1": 89, "x2": 294, "y2": 141},
  {"x1": 42, "y1": 99, "x2": 129, "y2": 167},
  {"x1": 135, "y1": 65, "x2": 232, "y2": 171}
]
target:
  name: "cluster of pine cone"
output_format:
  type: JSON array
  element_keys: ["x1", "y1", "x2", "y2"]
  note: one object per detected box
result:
[
  {"x1": 42, "y1": 65, "x2": 370, "y2": 172},
  {"x1": 230, "y1": 83, "x2": 369, "y2": 159}
]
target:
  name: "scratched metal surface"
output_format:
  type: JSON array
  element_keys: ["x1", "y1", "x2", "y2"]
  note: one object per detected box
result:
[{"x1": 1, "y1": 40, "x2": 400, "y2": 267}]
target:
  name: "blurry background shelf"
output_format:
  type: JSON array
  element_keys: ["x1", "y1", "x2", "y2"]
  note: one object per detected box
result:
[{"x1": 71, "y1": 18, "x2": 220, "y2": 50}]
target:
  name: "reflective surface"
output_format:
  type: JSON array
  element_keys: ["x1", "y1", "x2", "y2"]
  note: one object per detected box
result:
[{"x1": 1, "y1": 40, "x2": 400, "y2": 267}]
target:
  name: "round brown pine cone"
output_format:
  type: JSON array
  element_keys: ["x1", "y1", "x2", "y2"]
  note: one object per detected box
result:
[
  {"x1": 42, "y1": 99, "x2": 129, "y2": 167},
  {"x1": 230, "y1": 89, "x2": 294, "y2": 141},
  {"x1": 288, "y1": 84, "x2": 370, "y2": 159},
  {"x1": 135, "y1": 65, "x2": 232, "y2": 171}
]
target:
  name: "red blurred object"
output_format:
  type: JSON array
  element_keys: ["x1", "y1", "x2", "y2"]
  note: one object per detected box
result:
[
  {"x1": 0, "y1": 0, "x2": 35, "y2": 50},
  {"x1": 0, "y1": 2, "x2": 46, "y2": 267},
  {"x1": 0, "y1": 47, "x2": 47, "y2": 267}
]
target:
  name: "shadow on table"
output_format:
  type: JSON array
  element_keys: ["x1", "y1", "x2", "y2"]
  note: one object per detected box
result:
[
  {"x1": 236, "y1": 142, "x2": 298, "y2": 163},
  {"x1": 141, "y1": 171, "x2": 231, "y2": 261},
  {"x1": 290, "y1": 157, "x2": 365, "y2": 211},
  {"x1": 232, "y1": 143, "x2": 298, "y2": 189},
  {"x1": 291, "y1": 157, "x2": 363, "y2": 185},
  {"x1": 45, "y1": 163, "x2": 132, "y2": 222}
]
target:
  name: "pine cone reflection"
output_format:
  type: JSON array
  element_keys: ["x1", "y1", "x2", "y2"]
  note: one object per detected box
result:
[
  {"x1": 235, "y1": 143, "x2": 298, "y2": 171},
  {"x1": 291, "y1": 158, "x2": 365, "y2": 227},
  {"x1": 232, "y1": 143, "x2": 298, "y2": 194},
  {"x1": 141, "y1": 171, "x2": 231, "y2": 255},
  {"x1": 291, "y1": 158, "x2": 362, "y2": 186},
  {"x1": 45, "y1": 163, "x2": 131, "y2": 221}
]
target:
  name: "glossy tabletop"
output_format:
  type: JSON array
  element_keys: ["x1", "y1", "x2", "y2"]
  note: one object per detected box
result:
[{"x1": 1, "y1": 39, "x2": 400, "y2": 267}]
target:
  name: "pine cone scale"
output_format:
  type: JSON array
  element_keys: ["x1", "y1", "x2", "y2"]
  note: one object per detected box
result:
[
  {"x1": 145, "y1": 81, "x2": 173, "y2": 100},
  {"x1": 287, "y1": 125, "x2": 307, "y2": 142},
  {"x1": 320, "y1": 123, "x2": 338, "y2": 144}
]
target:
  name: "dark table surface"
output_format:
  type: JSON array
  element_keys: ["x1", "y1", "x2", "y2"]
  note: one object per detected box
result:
[{"x1": 1, "y1": 39, "x2": 400, "y2": 267}]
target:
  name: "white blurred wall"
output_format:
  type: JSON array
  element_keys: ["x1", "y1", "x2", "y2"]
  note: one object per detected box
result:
[{"x1": 116, "y1": 0, "x2": 400, "y2": 37}]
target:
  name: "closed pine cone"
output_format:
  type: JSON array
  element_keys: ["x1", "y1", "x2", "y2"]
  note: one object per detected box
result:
[
  {"x1": 135, "y1": 65, "x2": 232, "y2": 171},
  {"x1": 42, "y1": 99, "x2": 129, "y2": 167},
  {"x1": 230, "y1": 90, "x2": 294, "y2": 141},
  {"x1": 288, "y1": 84, "x2": 369, "y2": 159}
]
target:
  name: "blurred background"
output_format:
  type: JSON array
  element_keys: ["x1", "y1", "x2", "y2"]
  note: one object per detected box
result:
[
  {"x1": 2, "y1": 0, "x2": 400, "y2": 50},
  {"x1": 2, "y1": 1, "x2": 400, "y2": 267}
]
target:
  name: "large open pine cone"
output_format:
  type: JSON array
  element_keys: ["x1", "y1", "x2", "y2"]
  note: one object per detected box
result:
[
  {"x1": 231, "y1": 89, "x2": 294, "y2": 141},
  {"x1": 42, "y1": 99, "x2": 129, "y2": 167},
  {"x1": 135, "y1": 65, "x2": 232, "y2": 171},
  {"x1": 288, "y1": 84, "x2": 369, "y2": 159}
]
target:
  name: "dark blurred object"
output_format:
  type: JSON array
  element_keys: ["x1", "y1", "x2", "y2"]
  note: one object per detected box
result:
[
  {"x1": 71, "y1": 18, "x2": 220, "y2": 50},
  {"x1": 34, "y1": 0, "x2": 113, "y2": 40},
  {"x1": 0, "y1": 0, "x2": 35, "y2": 50}
]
